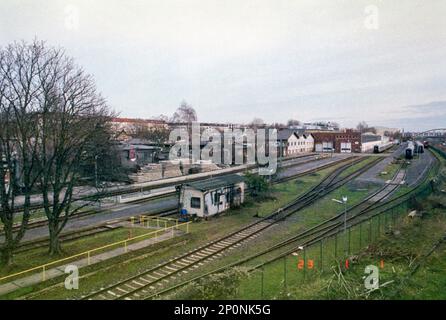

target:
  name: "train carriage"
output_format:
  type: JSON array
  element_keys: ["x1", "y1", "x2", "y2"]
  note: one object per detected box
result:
[{"x1": 405, "y1": 141, "x2": 415, "y2": 159}]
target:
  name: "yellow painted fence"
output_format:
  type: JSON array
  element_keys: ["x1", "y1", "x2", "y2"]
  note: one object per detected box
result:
[{"x1": 0, "y1": 215, "x2": 191, "y2": 284}]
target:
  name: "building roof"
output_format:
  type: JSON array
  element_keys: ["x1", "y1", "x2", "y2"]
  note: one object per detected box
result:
[
  {"x1": 277, "y1": 129, "x2": 311, "y2": 140},
  {"x1": 184, "y1": 174, "x2": 245, "y2": 191},
  {"x1": 277, "y1": 129, "x2": 297, "y2": 140}
]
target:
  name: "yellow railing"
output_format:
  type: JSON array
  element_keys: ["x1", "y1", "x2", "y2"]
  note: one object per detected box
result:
[{"x1": 0, "y1": 217, "x2": 191, "y2": 284}]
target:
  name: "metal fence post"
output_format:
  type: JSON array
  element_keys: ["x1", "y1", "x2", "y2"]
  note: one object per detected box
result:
[
  {"x1": 261, "y1": 265, "x2": 264, "y2": 299},
  {"x1": 378, "y1": 214, "x2": 381, "y2": 237},
  {"x1": 348, "y1": 227, "x2": 351, "y2": 255},
  {"x1": 392, "y1": 207, "x2": 395, "y2": 228},
  {"x1": 319, "y1": 240, "x2": 323, "y2": 271},
  {"x1": 283, "y1": 256, "x2": 287, "y2": 289},
  {"x1": 303, "y1": 248, "x2": 306, "y2": 281},
  {"x1": 359, "y1": 222, "x2": 362, "y2": 248},
  {"x1": 369, "y1": 219, "x2": 372, "y2": 244},
  {"x1": 334, "y1": 233, "x2": 338, "y2": 259}
]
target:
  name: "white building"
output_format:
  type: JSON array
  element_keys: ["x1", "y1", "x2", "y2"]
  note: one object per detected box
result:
[
  {"x1": 180, "y1": 174, "x2": 245, "y2": 218},
  {"x1": 277, "y1": 129, "x2": 314, "y2": 156}
]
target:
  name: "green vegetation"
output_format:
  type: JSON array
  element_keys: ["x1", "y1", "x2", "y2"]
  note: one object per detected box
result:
[{"x1": 244, "y1": 171, "x2": 271, "y2": 198}]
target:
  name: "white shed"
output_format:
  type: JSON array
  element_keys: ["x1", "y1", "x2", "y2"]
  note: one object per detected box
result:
[{"x1": 180, "y1": 174, "x2": 245, "y2": 218}]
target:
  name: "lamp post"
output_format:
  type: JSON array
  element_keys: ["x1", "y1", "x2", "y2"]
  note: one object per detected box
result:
[
  {"x1": 94, "y1": 155, "x2": 98, "y2": 188},
  {"x1": 332, "y1": 196, "x2": 348, "y2": 255}
]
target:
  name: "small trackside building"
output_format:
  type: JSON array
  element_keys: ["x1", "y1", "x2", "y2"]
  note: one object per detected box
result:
[{"x1": 180, "y1": 174, "x2": 245, "y2": 218}]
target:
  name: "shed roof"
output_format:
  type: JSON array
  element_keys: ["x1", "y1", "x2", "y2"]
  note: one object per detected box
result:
[{"x1": 184, "y1": 174, "x2": 245, "y2": 191}]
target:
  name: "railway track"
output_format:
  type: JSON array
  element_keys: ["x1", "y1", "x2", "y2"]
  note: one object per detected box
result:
[
  {"x1": 13, "y1": 208, "x2": 179, "y2": 254},
  {"x1": 9, "y1": 156, "x2": 348, "y2": 253},
  {"x1": 4, "y1": 154, "x2": 349, "y2": 236},
  {"x1": 141, "y1": 158, "x2": 437, "y2": 300},
  {"x1": 1, "y1": 155, "x2": 353, "y2": 258},
  {"x1": 4, "y1": 153, "x2": 321, "y2": 215},
  {"x1": 81, "y1": 156, "x2": 382, "y2": 300}
]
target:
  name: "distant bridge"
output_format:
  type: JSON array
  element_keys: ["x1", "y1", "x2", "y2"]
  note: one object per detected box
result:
[{"x1": 405, "y1": 128, "x2": 446, "y2": 139}]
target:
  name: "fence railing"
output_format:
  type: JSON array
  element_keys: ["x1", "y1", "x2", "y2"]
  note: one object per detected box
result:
[{"x1": 0, "y1": 215, "x2": 191, "y2": 284}]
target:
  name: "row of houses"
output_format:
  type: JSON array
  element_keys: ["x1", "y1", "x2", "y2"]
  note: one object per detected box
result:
[
  {"x1": 277, "y1": 129, "x2": 315, "y2": 156},
  {"x1": 110, "y1": 118, "x2": 397, "y2": 169}
]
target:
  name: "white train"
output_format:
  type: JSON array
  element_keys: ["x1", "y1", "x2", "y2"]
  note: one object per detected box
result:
[
  {"x1": 405, "y1": 141, "x2": 415, "y2": 159},
  {"x1": 373, "y1": 141, "x2": 394, "y2": 153}
]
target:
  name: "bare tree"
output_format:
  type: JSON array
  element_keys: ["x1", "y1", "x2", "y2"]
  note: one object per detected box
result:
[
  {"x1": 250, "y1": 118, "x2": 265, "y2": 129},
  {"x1": 287, "y1": 119, "x2": 301, "y2": 127},
  {"x1": 356, "y1": 121, "x2": 369, "y2": 133},
  {"x1": 0, "y1": 40, "x2": 114, "y2": 257},
  {"x1": 170, "y1": 100, "x2": 197, "y2": 123},
  {"x1": 0, "y1": 41, "x2": 45, "y2": 265},
  {"x1": 130, "y1": 123, "x2": 170, "y2": 152},
  {"x1": 32, "y1": 43, "x2": 112, "y2": 255}
]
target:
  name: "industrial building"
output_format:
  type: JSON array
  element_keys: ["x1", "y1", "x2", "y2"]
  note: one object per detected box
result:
[
  {"x1": 311, "y1": 129, "x2": 362, "y2": 153},
  {"x1": 179, "y1": 174, "x2": 245, "y2": 217}
]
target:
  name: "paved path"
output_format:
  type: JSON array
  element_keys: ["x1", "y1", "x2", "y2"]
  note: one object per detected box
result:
[
  {"x1": 405, "y1": 150, "x2": 435, "y2": 186},
  {"x1": 355, "y1": 144, "x2": 406, "y2": 184},
  {"x1": 0, "y1": 229, "x2": 182, "y2": 296}
]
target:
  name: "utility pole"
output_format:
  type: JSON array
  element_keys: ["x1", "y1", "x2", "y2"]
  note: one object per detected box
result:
[
  {"x1": 343, "y1": 196, "x2": 348, "y2": 255},
  {"x1": 332, "y1": 196, "x2": 348, "y2": 255},
  {"x1": 94, "y1": 155, "x2": 98, "y2": 188}
]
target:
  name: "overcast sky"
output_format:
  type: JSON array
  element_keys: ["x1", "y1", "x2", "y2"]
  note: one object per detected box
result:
[{"x1": 1, "y1": 0, "x2": 445, "y2": 131}]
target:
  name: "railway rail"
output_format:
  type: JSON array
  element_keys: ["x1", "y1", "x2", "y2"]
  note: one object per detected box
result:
[
  {"x1": 142, "y1": 153, "x2": 438, "y2": 300},
  {"x1": 4, "y1": 153, "x2": 321, "y2": 215},
  {"x1": 5, "y1": 155, "x2": 353, "y2": 255},
  {"x1": 13, "y1": 209, "x2": 179, "y2": 254},
  {"x1": 81, "y1": 156, "x2": 383, "y2": 300},
  {"x1": 3, "y1": 154, "x2": 350, "y2": 236}
]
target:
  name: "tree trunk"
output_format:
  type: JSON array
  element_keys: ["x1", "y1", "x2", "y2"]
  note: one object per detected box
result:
[
  {"x1": 48, "y1": 222, "x2": 62, "y2": 256},
  {"x1": 0, "y1": 247, "x2": 13, "y2": 266}
]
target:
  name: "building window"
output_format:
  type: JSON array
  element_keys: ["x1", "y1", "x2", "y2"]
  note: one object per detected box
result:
[
  {"x1": 191, "y1": 197, "x2": 201, "y2": 209},
  {"x1": 214, "y1": 193, "x2": 223, "y2": 205}
]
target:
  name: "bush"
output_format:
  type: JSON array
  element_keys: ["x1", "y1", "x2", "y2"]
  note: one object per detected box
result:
[{"x1": 244, "y1": 171, "x2": 271, "y2": 198}]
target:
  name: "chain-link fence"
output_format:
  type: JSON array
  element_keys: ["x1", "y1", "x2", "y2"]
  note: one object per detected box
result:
[{"x1": 236, "y1": 175, "x2": 441, "y2": 299}]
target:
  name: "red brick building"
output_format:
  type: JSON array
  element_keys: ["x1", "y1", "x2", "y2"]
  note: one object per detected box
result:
[{"x1": 311, "y1": 129, "x2": 361, "y2": 153}]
